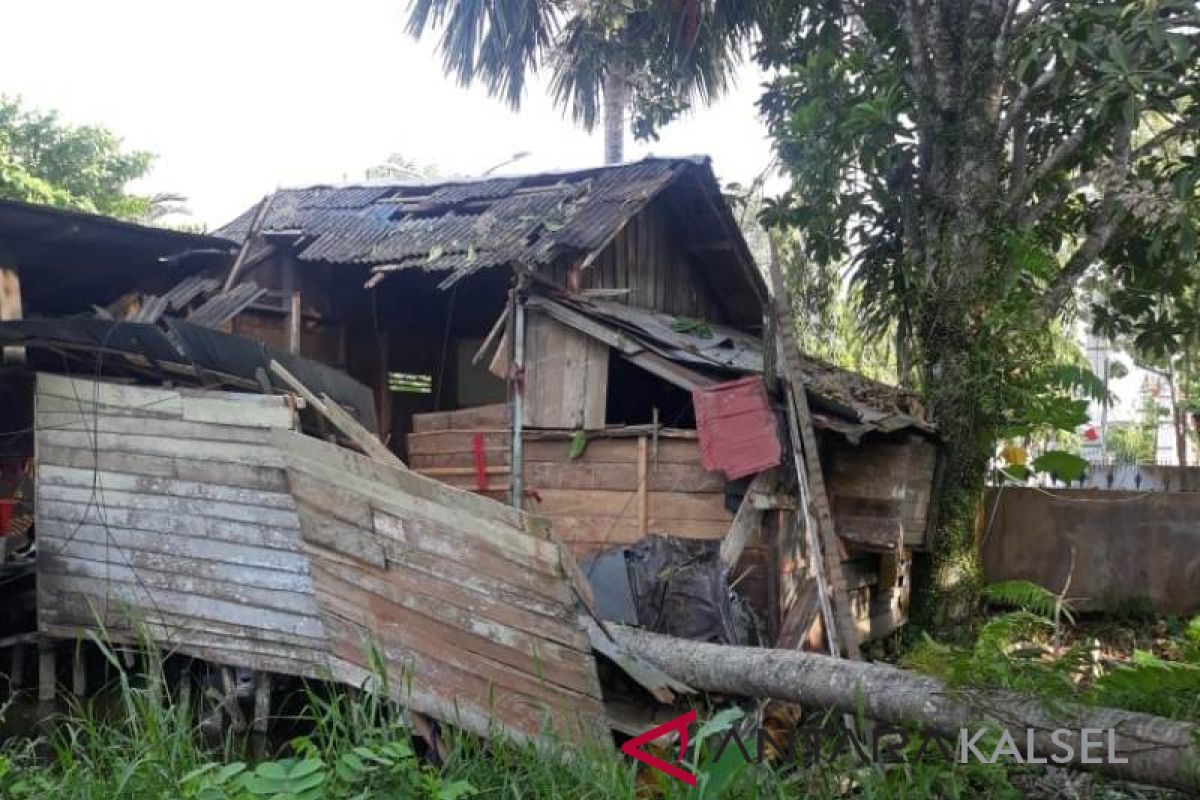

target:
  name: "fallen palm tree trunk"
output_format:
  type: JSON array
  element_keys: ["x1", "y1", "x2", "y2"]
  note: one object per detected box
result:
[{"x1": 608, "y1": 625, "x2": 1199, "y2": 792}]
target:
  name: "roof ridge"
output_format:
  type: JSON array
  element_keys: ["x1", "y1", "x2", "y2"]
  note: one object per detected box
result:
[{"x1": 264, "y1": 155, "x2": 711, "y2": 195}]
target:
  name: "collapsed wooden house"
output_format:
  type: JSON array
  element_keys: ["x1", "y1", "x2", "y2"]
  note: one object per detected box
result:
[{"x1": 0, "y1": 159, "x2": 939, "y2": 741}]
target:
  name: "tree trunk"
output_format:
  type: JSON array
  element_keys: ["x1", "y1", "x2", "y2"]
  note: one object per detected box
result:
[
  {"x1": 602, "y1": 54, "x2": 628, "y2": 165},
  {"x1": 609, "y1": 625, "x2": 1200, "y2": 793}
]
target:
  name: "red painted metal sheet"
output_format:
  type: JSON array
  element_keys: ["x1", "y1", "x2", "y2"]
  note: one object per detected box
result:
[{"x1": 692, "y1": 376, "x2": 782, "y2": 480}]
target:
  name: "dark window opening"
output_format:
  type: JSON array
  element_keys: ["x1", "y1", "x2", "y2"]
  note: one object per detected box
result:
[{"x1": 604, "y1": 355, "x2": 695, "y2": 428}]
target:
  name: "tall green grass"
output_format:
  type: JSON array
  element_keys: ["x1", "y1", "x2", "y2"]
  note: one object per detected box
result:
[{"x1": 0, "y1": 630, "x2": 1069, "y2": 800}]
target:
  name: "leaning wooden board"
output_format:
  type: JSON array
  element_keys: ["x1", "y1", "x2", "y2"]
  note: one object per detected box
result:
[
  {"x1": 273, "y1": 429, "x2": 610, "y2": 746},
  {"x1": 33, "y1": 373, "x2": 332, "y2": 678},
  {"x1": 34, "y1": 373, "x2": 609, "y2": 747}
]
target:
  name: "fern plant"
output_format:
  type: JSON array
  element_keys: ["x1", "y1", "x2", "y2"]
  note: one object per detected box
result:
[{"x1": 981, "y1": 581, "x2": 1062, "y2": 620}]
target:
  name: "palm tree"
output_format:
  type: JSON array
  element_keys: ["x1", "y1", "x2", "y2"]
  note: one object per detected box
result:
[{"x1": 405, "y1": 0, "x2": 756, "y2": 165}]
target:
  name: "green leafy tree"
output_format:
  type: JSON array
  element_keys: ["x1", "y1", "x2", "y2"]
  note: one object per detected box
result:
[
  {"x1": 756, "y1": 0, "x2": 1200, "y2": 615},
  {"x1": 404, "y1": 0, "x2": 757, "y2": 164},
  {"x1": 0, "y1": 96, "x2": 155, "y2": 220}
]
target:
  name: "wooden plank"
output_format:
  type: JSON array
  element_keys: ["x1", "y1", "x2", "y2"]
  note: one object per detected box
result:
[
  {"x1": 636, "y1": 437, "x2": 648, "y2": 537},
  {"x1": 40, "y1": 553, "x2": 319, "y2": 618},
  {"x1": 37, "y1": 484, "x2": 300, "y2": 530},
  {"x1": 38, "y1": 374, "x2": 182, "y2": 413},
  {"x1": 719, "y1": 472, "x2": 774, "y2": 567},
  {"x1": 372, "y1": 510, "x2": 571, "y2": 605},
  {"x1": 768, "y1": 243, "x2": 862, "y2": 658},
  {"x1": 274, "y1": 430, "x2": 539, "y2": 554},
  {"x1": 39, "y1": 572, "x2": 326, "y2": 639},
  {"x1": 180, "y1": 395, "x2": 295, "y2": 429},
  {"x1": 521, "y1": 313, "x2": 608, "y2": 431},
  {"x1": 36, "y1": 412, "x2": 281, "y2": 446},
  {"x1": 39, "y1": 465, "x2": 296, "y2": 509},
  {"x1": 34, "y1": 536, "x2": 313, "y2": 592},
  {"x1": 418, "y1": 460, "x2": 721, "y2": 493},
  {"x1": 39, "y1": 429, "x2": 284, "y2": 468},
  {"x1": 310, "y1": 558, "x2": 595, "y2": 694},
  {"x1": 38, "y1": 445, "x2": 289, "y2": 493},
  {"x1": 38, "y1": 509, "x2": 309, "y2": 562},
  {"x1": 277, "y1": 427, "x2": 606, "y2": 746},
  {"x1": 411, "y1": 404, "x2": 509, "y2": 433},
  {"x1": 294, "y1": 500, "x2": 386, "y2": 569},
  {"x1": 529, "y1": 488, "x2": 731, "y2": 522},
  {"x1": 43, "y1": 592, "x2": 328, "y2": 654},
  {"x1": 544, "y1": 515, "x2": 730, "y2": 544}
]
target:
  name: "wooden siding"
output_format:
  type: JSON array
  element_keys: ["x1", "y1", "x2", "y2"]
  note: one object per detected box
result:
[
  {"x1": 543, "y1": 198, "x2": 720, "y2": 321},
  {"x1": 274, "y1": 430, "x2": 608, "y2": 746},
  {"x1": 522, "y1": 312, "x2": 608, "y2": 430},
  {"x1": 827, "y1": 434, "x2": 937, "y2": 551},
  {"x1": 406, "y1": 425, "x2": 734, "y2": 558},
  {"x1": 33, "y1": 373, "x2": 331, "y2": 678}
]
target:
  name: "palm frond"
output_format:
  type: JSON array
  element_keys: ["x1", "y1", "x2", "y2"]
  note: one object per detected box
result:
[{"x1": 406, "y1": 0, "x2": 558, "y2": 108}]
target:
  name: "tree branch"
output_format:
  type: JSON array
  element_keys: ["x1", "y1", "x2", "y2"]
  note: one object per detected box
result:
[
  {"x1": 1037, "y1": 118, "x2": 1134, "y2": 319},
  {"x1": 998, "y1": 65, "x2": 1056, "y2": 137},
  {"x1": 1005, "y1": 119, "x2": 1092, "y2": 210}
]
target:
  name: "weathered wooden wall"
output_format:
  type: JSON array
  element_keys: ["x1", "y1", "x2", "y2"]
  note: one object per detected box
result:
[
  {"x1": 406, "y1": 421, "x2": 733, "y2": 557},
  {"x1": 33, "y1": 374, "x2": 607, "y2": 745},
  {"x1": 522, "y1": 312, "x2": 608, "y2": 431},
  {"x1": 542, "y1": 198, "x2": 721, "y2": 321},
  {"x1": 275, "y1": 429, "x2": 608, "y2": 745},
  {"x1": 827, "y1": 433, "x2": 937, "y2": 551},
  {"x1": 34, "y1": 373, "x2": 331, "y2": 677}
]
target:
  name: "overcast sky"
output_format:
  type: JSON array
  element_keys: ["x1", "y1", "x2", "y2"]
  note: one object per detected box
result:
[{"x1": 2, "y1": 0, "x2": 776, "y2": 229}]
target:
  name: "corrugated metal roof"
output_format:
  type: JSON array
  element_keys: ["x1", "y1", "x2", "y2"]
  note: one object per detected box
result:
[{"x1": 216, "y1": 159, "x2": 689, "y2": 281}]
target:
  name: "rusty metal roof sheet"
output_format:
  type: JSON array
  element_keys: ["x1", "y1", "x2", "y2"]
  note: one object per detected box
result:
[{"x1": 693, "y1": 376, "x2": 783, "y2": 480}]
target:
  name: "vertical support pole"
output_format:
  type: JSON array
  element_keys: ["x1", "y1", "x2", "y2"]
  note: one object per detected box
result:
[
  {"x1": 178, "y1": 658, "x2": 193, "y2": 711},
  {"x1": 281, "y1": 247, "x2": 301, "y2": 355},
  {"x1": 509, "y1": 291, "x2": 525, "y2": 509},
  {"x1": 72, "y1": 640, "x2": 86, "y2": 697},
  {"x1": 0, "y1": 243, "x2": 24, "y2": 364},
  {"x1": 637, "y1": 435, "x2": 649, "y2": 537},
  {"x1": 219, "y1": 666, "x2": 246, "y2": 732},
  {"x1": 38, "y1": 640, "x2": 56, "y2": 704},
  {"x1": 252, "y1": 671, "x2": 272, "y2": 733}
]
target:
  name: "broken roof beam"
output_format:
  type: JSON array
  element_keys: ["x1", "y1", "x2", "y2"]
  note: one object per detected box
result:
[{"x1": 268, "y1": 360, "x2": 404, "y2": 469}]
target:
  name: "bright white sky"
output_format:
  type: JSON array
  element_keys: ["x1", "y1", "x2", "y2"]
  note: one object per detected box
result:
[{"x1": 1, "y1": 0, "x2": 776, "y2": 229}]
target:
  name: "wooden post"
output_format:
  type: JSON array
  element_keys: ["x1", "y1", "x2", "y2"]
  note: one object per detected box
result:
[
  {"x1": 0, "y1": 243, "x2": 24, "y2": 364},
  {"x1": 636, "y1": 436, "x2": 648, "y2": 536},
  {"x1": 281, "y1": 248, "x2": 301, "y2": 355},
  {"x1": 220, "y1": 666, "x2": 246, "y2": 732},
  {"x1": 252, "y1": 671, "x2": 272, "y2": 733},
  {"x1": 72, "y1": 640, "x2": 86, "y2": 697},
  {"x1": 38, "y1": 641, "x2": 56, "y2": 704},
  {"x1": 509, "y1": 292, "x2": 525, "y2": 509},
  {"x1": 178, "y1": 658, "x2": 193, "y2": 711}
]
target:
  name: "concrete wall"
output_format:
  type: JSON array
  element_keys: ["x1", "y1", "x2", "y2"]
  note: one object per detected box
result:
[
  {"x1": 1077, "y1": 464, "x2": 1200, "y2": 492},
  {"x1": 981, "y1": 487, "x2": 1200, "y2": 614}
]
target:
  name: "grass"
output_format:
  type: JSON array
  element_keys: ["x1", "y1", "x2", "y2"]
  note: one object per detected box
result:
[{"x1": 1, "y1": 619, "x2": 1195, "y2": 799}]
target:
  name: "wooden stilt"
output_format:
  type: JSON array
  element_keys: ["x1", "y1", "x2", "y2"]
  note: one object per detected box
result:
[
  {"x1": 38, "y1": 641, "x2": 56, "y2": 704},
  {"x1": 72, "y1": 640, "x2": 86, "y2": 697},
  {"x1": 220, "y1": 667, "x2": 246, "y2": 732},
  {"x1": 252, "y1": 671, "x2": 271, "y2": 733},
  {"x1": 178, "y1": 658, "x2": 193, "y2": 711}
]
